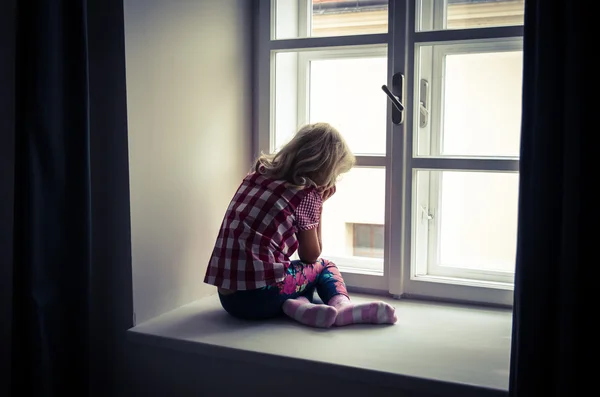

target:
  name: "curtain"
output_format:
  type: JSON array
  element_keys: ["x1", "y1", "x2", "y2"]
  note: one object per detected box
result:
[
  {"x1": 510, "y1": 0, "x2": 585, "y2": 395},
  {"x1": 10, "y1": 1, "x2": 133, "y2": 396},
  {"x1": 0, "y1": 1, "x2": 16, "y2": 395}
]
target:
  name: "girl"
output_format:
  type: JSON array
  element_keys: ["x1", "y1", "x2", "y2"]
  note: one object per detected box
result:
[{"x1": 204, "y1": 122, "x2": 397, "y2": 328}]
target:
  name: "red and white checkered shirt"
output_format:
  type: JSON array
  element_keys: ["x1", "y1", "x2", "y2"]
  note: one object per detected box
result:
[{"x1": 204, "y1": 171, "x2": 322, "y2": 290}]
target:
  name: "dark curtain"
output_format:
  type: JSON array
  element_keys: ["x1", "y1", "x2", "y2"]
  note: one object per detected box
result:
[
  {"x1": 11, "y1": 1, "x2": 133, "y2": 396},
  {"x1": 0, "y1": 1, "x2": 16, "y2": 395},
  {"x1": 510, "y1": 0, "x2": 586, "y2": 396}
]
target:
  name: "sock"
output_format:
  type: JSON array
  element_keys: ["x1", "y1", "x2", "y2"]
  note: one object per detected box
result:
[
  {"x1": 329, "y1": 295, "x2": 397, "y2": 326},
  {"x1": 282, "y1": 296, "x2": 338, "y2": 328}
]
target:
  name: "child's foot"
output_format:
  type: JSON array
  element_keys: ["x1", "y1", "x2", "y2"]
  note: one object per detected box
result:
[
  {"x1": 329, "y1": 295, "x2": 397, "y2": 326},
  {"x1": 282, "y1": 297, "x2": 338, "y2": 328}
]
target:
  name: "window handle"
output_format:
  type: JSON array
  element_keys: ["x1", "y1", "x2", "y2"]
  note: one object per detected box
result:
[
  {"x1": 381, "y1": 84, "x2": 404, "y2": 111},
  {"x1": 382, "y1": 72, "x2": 405, "y2": 125},
  {"x1": 419, "y1": 79, "x2": 430, "y2": 128}
]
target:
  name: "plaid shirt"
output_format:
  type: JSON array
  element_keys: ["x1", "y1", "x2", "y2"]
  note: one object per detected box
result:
[{"x1": 204, "y1": 171, "x2": 322, "y2": 290}]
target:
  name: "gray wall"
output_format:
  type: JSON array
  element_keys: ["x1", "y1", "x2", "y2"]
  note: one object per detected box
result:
[
  {"x1": 123, "y1": 341, "x2": 499, "y2": 397},
  {"x1": 124, "y1": 343, "x2": 415, "y2": 397},
  {"x1": 0, "y1": 0, "x2": 15, "y2": 394},
  {"x1": 124, "y1": 0, "x2": 253, "y2": 324}
]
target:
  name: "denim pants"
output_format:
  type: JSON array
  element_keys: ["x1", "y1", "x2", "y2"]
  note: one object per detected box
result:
[{"x1": 218, "y1": 258, "x2": 348, "y2": 320}]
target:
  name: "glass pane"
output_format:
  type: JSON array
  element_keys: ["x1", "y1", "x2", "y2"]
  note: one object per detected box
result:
[
  {"x1": 274, "y1": 0, "x2": 389, "y2": 39},
  {"x1": 274, "y1": 52, "x2": 300, "y2": 150},
  {"x1": 354, "y1": 224, "x2": 372, "y2": 248},
  {"x1": 373, "y1": 225, "x2": 384, "y2": 250},
  {"x1": 417, "y1": 0, "x2": 525, "y2": 31},
  {"x1": 309, "y1": 55, "x2": 387, "y2": 155},
  {"x1": 414, "y1": 170, "x2": 518, "y2": 276},
  {"x1": 416, "y1": 43, "x2": 523, "y2": 157},
  {"x1": 353, "y1": 224, "x2": 384, "y2": 258},
  {"x1": 321, "y1": 167, "x2": 385, "y2": 272}
]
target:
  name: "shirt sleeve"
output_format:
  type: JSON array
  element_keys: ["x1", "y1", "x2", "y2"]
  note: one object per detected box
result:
[{"x1": 295, "y1": 190, "x2": 322, "y2": 231}]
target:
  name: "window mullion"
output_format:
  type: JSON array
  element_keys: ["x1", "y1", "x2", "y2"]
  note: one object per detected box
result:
[
  {"x1": 269, "y1": 33, "x2": 389, "y2": 51},
  {"x1": 298, "y1": 0, "x2": 310, "y2": 38},
  {"x1": 388, "y1": 0, "x2": 411, "y2": 296},
  {"x1": 414, "y1": 25, "x2": 524, "y2": 44},
  {"x1": 412, "y1": 157, "x2": 519, "y2": 172}
]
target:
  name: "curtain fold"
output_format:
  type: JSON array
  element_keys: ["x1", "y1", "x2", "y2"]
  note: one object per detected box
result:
[
  {"x1": 13, "y1": 1, "x2": 92, "y2": 394},
  {"x1": 0, "y1": 1, "x2": 16, "y2": 395},
  {"x1": 11, "y1": 1, "x2": 133, "y2": 396},
  {"x1": 510, "y1": 0, "x2": 585, "y2": 395}
]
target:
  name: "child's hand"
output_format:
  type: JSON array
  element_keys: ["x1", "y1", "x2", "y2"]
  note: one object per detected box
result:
[{"x1": 320, "y1": 186, "x2": 336, "y2": 202}]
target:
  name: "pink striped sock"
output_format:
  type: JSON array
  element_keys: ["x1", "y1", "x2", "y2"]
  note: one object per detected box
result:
[
  {"x1": 329, "y1": 295, "x2": 397, "y2": 326},
  {"x1": 282, "y1": 297, "x2": 338, "y2": 328}
]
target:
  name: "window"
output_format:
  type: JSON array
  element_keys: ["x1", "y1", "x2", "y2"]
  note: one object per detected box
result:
[
  {"x1": 321, "y1": 167, "x2": 385, "y2": 275},
  {"x1": 352, "y1": 223, "x2": 385, "y2": 259},
  {"x1": 274, "y1": 0, "x2": 389, "y2": 39},
  {"x1": 257, "y1": 0, "x2": 525, "y2": 305}
]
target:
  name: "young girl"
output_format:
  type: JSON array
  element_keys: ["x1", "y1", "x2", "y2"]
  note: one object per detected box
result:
[{"x1": 204, "y1": 122, "x2": 397, "y2": 328}]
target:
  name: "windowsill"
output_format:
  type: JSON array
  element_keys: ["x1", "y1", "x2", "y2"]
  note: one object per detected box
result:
[{"x1": 128, "y1": 293, "x2": 512, "y2": 397}]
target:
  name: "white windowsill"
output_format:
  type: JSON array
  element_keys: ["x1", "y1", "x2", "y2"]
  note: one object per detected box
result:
[{"x1": 128, "y1": 293, "x2": 512, "y2": 397}]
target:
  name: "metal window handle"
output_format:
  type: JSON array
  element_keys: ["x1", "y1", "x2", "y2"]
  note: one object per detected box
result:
[
  {"x1": 382, "y1": 72, "x2": 405, "y2": 125},
  {"x1": 381, "y1": 85, "x2": 404, "y2": 112}
]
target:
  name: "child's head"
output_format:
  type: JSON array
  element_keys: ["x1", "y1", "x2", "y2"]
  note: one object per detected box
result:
[{"x1": 255, "y1": 122, "x2": 355, "y2": 189}]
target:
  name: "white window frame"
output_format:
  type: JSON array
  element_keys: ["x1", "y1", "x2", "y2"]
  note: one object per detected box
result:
[
  {"x1": 271, "y1": 0, "x2": 310, "y2": 40},
  {"x1": 417, "y1": 38, "x2": 523, "y2": 286},
  {"x1": 257, "y1": 0, "x2": 525, "y2": 305},
  {"x1": 297, "y1": 47, "x2": 388, "y2": 277},
  {"x1": 275, "y1": 47, "x2": 390, "y2": 287},
  {"x1": 271, "y1": 46, "x2": 389, "y2": 281}
]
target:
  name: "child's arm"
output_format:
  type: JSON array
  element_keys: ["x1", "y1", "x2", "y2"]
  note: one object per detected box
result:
[
  {"x1": 317, "y1": 206, "x2": 323, "y2": 252},
  {"x1": 297, "y1": 227, "x2": 321, "y2": 263},
  {"x1": 296, "y1": 186, "x2": 334, "y2": 263},
  {"x1": 318, "y1": 186, "x2": 335, "y2": 253}
]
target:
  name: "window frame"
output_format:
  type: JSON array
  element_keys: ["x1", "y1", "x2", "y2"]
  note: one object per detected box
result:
[
  {"x1": 422, "y1": 170, "x2": 518, "y2": 285},
  {"x1": 256, "y1": 0, "x2": 524, "y2": 305},
  {"x1": 418, "y1": 38, "x2": 523, "y2": 285},
  {"x1": 400, "y1": 1, "x2": 523, "y2": 306}
]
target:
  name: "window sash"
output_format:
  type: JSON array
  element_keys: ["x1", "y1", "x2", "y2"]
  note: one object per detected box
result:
[
  {"x1": 257, "y1": 0, "x2": 523, "y2": 305},
  {"x1": 411, "y1": 37, "x2": 522, "y2": 285}
]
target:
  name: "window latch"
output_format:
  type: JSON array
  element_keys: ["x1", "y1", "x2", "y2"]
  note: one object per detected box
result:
[
  {"x1": 419, "y1": 79, "x2": 429, "y2": 128},
  {"x1": 420, "y1": 205, "x2": 434, "y2": 223},
  {"x1": 382, "y1": 72, "x2": 405, "y2": 125}
]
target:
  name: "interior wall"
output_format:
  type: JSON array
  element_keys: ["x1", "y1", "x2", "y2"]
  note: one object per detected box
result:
[
  {"x1": 124, "y1": 0, "x2": 253, "y2": 324},
  {"x1": 121, "y1": 342, "x2": 474, "y2": 397},
  {"x1": 0, "y1": 0, "x2": 16, "y2": 393}
]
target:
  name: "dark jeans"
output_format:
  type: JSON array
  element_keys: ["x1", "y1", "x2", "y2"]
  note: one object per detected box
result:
[{"x1": 218, "y1": 258, "x2": 348, "y2": 320}]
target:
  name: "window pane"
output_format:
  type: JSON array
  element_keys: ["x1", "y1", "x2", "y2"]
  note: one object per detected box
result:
[
  {"x1": 373, "y1": 225, "x2": 384, "y2": 250},
  {"x1": 354, "y1": 224, "x2": 372, "y2": 248},
  {"x1": 416, "y1": 43, "x2": 523, "y2": 157},
  {"x1": 442, "y1": 50, "x2": 523, "y2": 157},
  {"x1": 274, "y1": 0, "x2": 389, "y2": 39},
  {"x1": 414, "y1": 170, "x2": 518, "y2": 278},
  {"x1": 309, "y1": 55, "x2": 387, "y2": 155},
  {"x1": 417, "y1": 0, "x2": 525, "y2": 32},
  {"x1": 353, "y1": 224, "x2": 384, "y2": 259},
  {"x1": 321, "y1": 167, "x2": 385, "y2": 272},
  {"x1": 274, "y1": 52, "x2": 300, "y2": 151},
  {"x1": 273, "y1": 48, "x2": 386, "y2": 154}
]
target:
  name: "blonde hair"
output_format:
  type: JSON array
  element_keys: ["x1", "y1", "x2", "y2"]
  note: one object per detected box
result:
[{"x1": 254, "y1": 122, "x2": 355, "y2": 189}]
